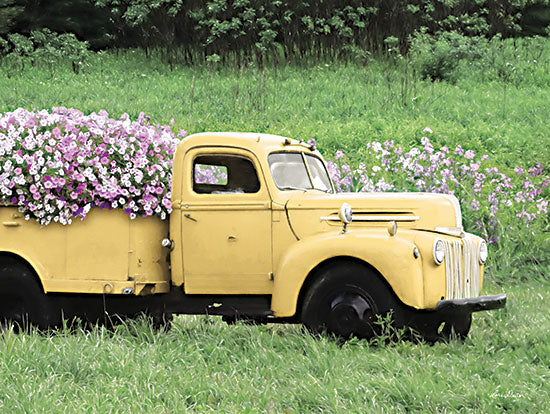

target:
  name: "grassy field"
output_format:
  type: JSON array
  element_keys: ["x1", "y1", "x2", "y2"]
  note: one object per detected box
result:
[
  {"x1": 1, "y1": 48, "x2": 548, "y2": 167},
  {"x1": 0, "y1": 280, "x2": 546, "y2": 413},
  {"x1": 0, "y1": 43, "x2": 549, "y2": 412}
]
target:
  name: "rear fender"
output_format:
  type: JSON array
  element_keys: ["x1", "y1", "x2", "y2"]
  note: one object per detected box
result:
[{"x1": 0, "y1": 250, "x2": 47, "y2": 292}]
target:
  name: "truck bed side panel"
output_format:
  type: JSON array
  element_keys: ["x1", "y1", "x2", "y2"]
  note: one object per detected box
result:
[{"x1": 0, "y1": 207, "x2": 170, "y2": 295}]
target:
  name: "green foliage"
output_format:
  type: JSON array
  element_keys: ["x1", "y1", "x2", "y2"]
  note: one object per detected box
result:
[
  {"x1": 95, "y1": 0, "x2": 184, "y2": 68},
  {"x1": 410, "y1": 30, "x2": 550, "y2": 85},
  {"x1": 89, "y1": 1, "x2": 550, "y2": 66},
  {"x1": 522, "y1": 2, "x2": 550, "y2": 35},
  {"x1": 410, "y1": 31, "x2": 487, "y2": 81},
  {"x1": 0, "y1": 29, "x2": 89, "y2": 75},
  {"x1": 0, "y1": 36, "x2": 7, "y2": 54},
  {"x1": 2, "y1": 0, "x2": 550, "y2": 66},
  {"x1": 6, "y1": 0, "x2": 112, "y2": 49},
  {"x1": 3, "y1": 32, "x2": 32, "y2": 71}
]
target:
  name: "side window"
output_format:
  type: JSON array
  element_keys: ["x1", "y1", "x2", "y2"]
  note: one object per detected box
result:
[{"x1": 193, "y1": 154, "x2": 261, "y2": 194}]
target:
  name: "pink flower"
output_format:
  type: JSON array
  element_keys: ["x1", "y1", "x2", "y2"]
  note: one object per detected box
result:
[{"x1": 0, "y1": 107, "x2": 179, "y2": 225}]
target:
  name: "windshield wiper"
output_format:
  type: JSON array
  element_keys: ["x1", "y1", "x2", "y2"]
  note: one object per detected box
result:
[{"x1": 278, "y1": 186, "x2": 308, "y2": 191}]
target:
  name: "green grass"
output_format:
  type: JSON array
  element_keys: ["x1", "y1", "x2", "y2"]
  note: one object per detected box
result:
[
  {"x1": 0, "y1": 47, "x2": 548, "y2": 412},
  {"x1": 1, "y1": 50, "x2": 548, "y2": 167},
  {"x1": 0, "y1": 279, "x2": 546, "y2": 413}
]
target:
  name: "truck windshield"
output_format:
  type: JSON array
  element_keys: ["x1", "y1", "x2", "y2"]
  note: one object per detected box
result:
[{"x1": 268, "y1": 152, "x2": 333, "y2": 192}]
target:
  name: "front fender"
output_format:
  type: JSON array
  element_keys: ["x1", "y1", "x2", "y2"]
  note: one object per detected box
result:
[{"x1": 271, "y1": 229, "x2": 425, "y2": 317}]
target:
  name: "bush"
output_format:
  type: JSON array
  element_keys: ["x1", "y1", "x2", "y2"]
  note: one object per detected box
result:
[
  {"x1": 409, "y1": 30, "x2": 488, "y2": 82},
  {"x1": 0, "y1": 29, "x2": 89, "y2": 75},
  {"x1": 409, "y1": 32, "x2": 550, "y2": 85},
  {"x1": 2, "y1": 32, "x2": 33, "y2": 72}
]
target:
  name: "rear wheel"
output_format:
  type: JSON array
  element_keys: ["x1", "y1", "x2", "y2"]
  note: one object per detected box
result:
[
  {"x1": 149, "y1": 311, "x2": 173, "y2": 332},
  {"x1": 0, "y1": 257, "x2": 56, "y2": 330},
  {"x1": 301, "y1": 261, "x2": 401, "y2": 339}
]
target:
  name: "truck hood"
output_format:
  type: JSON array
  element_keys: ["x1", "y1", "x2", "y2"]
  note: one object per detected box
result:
[{"x1": 284, "y1": 191, "x2": 462, "y2": 239}]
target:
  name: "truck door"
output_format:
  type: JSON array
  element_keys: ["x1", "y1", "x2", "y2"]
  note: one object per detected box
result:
[{"x1": 180, "y1": 148, "x2": 273, "y2": 294}]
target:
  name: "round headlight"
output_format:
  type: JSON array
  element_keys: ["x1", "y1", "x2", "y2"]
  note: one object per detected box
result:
[
  {"x1": 433, "y1": 239, "x2": 445, "y2": 265},
  {"x1": 479, "y1": 240, "x2": 488, "y2": 264},
  {"x1": 338, "y1": 202, "x2": 353, "y2": 224}
]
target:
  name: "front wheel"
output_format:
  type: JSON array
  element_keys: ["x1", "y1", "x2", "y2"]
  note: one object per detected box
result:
[
  {"x1": 440, "y1": 314, "x2": 472, "y2": 340},
  {"x1": 301, "y1": 261, "x2": 401, "y2": 339}
]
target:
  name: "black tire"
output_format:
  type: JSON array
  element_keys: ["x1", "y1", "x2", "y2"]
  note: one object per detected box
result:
[
  {"x1": 301, "y1": 261, "x2": 402, "y2": 339},
  {"x1": 0, "y1": 256, "x2": 57, "y2": 331},
  {"x1": 440, "y1": 314, "x2": 472, "y2": 340},
  {"x1": 149, "y1": 311, "x2": 173, "y2": 332}
]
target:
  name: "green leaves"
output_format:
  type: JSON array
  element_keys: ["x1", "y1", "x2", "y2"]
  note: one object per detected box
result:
[
  {"x1": 0, "y1": 29, "x2": 89, "y2": 76},
  {"x1": 3, "y1": 1, "x2": 548, "y2": 67}
]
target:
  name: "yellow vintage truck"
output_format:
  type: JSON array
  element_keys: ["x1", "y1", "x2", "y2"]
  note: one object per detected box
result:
[{"x1": 0, "y1": 132, "x2": 505, "y2": 339}]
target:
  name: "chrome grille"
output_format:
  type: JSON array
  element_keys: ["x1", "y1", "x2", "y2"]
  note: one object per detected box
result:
[{"x1": 442, "y1": 237, "x2": 480, "y2": 299}]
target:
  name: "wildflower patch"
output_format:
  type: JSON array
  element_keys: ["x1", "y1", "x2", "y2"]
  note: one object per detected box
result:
[{"x1": 325, "y1": 134, "x2": 549, "y2": 247}]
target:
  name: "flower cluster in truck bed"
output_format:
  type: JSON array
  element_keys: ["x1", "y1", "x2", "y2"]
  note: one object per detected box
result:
[{"x1": 0, "y1": 108, "x2": 185, "y2": 225}]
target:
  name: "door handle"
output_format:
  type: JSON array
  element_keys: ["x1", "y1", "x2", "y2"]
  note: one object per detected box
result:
[
  {"x1": 228, "y1": 235, "x2": 237, "y2": 241},
  {"x1": 184, "y1": 214, "x2": 197, "y2": 222},
  {"x1": 2, "y1": 222, "x2": 20, "y2": 227}
]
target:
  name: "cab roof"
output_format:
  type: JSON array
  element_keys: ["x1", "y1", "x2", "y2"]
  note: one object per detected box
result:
[{"x1": 178, "y1": 132, "x2": 319, "y2": 158}]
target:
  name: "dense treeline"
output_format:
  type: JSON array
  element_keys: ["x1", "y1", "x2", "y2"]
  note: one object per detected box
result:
[{"x1": 1, "y1": 0, "x2": 549, "y2": 66}]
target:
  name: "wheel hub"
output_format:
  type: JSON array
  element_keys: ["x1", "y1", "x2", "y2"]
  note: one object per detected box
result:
[{"x1": 328, "y1": 293, "x2": 375, "y2": 338}]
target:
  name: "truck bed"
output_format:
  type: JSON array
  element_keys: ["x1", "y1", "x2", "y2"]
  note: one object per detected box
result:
[{"x1": 0, "y1": 207, "x2": 170, "y2": 295}]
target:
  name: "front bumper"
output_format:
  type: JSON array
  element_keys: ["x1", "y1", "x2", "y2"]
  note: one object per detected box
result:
[
  {"x1": 403, "y1": 293, "x2": 507, "y2": 341},
  {"x1": 436, "y1": 293, "x2": 507, "y2": 315}
]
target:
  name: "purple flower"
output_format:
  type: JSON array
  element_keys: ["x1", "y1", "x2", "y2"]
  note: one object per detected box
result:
[{"x1": 325, "y1": 138, "x2": 549, "y2": 250}]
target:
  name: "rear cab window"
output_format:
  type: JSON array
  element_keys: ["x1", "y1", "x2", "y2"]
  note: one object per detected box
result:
[{"x1": 193, "y1": 154, "x2": 260, "y2": 194}]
